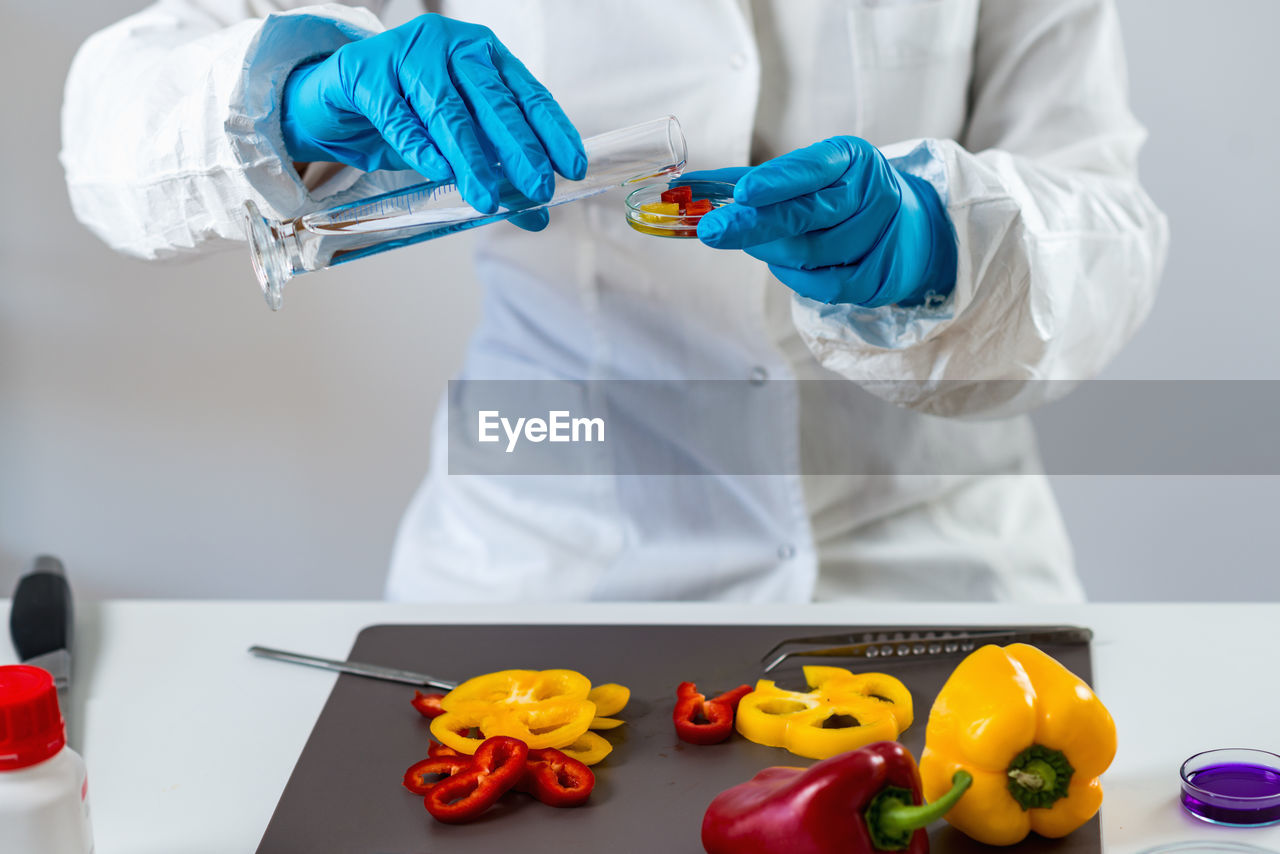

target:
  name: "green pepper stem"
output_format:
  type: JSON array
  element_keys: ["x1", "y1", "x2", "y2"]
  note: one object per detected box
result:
[
  {"x1": 1005, "y1": 745, "x2": 1075, "y2": 810},
  {"x1": 877, "y1": 770, "x2": 973, "y2": 836},
  {"x1": 1009, "y1": 759, "x2": 1057, "y2": 792}
]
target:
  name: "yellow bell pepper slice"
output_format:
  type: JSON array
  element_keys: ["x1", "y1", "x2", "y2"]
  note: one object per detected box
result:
[
  {"x1": 433, "y1": 668, "x2": 603, "y2": 752},
  {"x1": 918, "y1": 643, "x2": 1117, "y2": 847},
  {"x1": 431, "y1": 699, "x2": 598, "y2": 752},
  {"x1": 782, "y1": 695, "x2": 901, "y2": 760},
  {"x1": 803, "y1": 666, "x2": 914, "y2": 731},
  {"x1": 586, "y1": 683, "x2": 629, "y2": 729},
  {"x1": 587, "y1": 683, "x2": 630, "y2": 717},
  {"x1": 735, "y1": 669, "x2": 912, "y2": 760},
  {"x1": 428, "y1": 705, "x2": 494, "y2": 755},
  {"x1": 589, "y1": 716, "x2": 625, "y2": 731},
  {"x1": 479, "y1": 699, "x2": 597, "y2": 749},
  {"x1": 558, "y1": 730, "x2": 613, "y2": 766},
  {"x1": 735, "y1": 680, "x2": 823, "y2": 747},
  {"x1": 441, "y1": 669, "x2": 591, "y2": 711}
]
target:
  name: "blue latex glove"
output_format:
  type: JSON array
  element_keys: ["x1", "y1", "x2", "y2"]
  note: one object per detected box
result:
[
  {"x1": 280, "y1": 14, "x2": 586, "y2": 218},
  {"x1": 688, "y1": 137, "x2": 957, "y2": 307}
]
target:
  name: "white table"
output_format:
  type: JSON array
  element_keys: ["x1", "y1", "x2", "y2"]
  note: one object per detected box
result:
[{"x1": 1, "y1": 601, "x2": 1276, "y2": 853}]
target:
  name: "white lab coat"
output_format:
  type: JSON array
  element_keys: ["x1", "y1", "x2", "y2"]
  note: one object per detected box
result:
[{"x1": 61, "y1": 0, "x2": 1168, "y2": 602}]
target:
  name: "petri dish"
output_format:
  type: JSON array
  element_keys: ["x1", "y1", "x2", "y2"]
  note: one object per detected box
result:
[
  {"x1": 1180, "y1": 748, "x2": 1280, "y2": 827},
  {"x1": 625, "y1": 180, "x2": 736, "y2": 238}
]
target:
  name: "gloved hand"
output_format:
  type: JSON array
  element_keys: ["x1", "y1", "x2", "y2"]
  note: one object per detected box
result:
[
  {"x1": 688, "y1": 137, "x2": 957, "y2": 307},
  {"x1": 280, "y1": 14, "x2": 587, "y2": 218}
]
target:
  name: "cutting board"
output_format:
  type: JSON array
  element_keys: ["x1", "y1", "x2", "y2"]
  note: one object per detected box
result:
[{"x1": 256, "y1": 624, "x2": 1100, "y2": 854}]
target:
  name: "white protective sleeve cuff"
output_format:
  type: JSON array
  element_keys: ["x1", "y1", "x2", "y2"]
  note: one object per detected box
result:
[
  {"x1": 790, "y1": 138, "x2": 962, "y2": 352},
  {"x1": 61, "y1": 4, "x2": 386, "y2": 260},
  {"x1": 227, "y1": 5, "x2": 385, "y2": 220},
  {"x1": 790, "y1": 134, "x2": 1166, "y2": 419}
]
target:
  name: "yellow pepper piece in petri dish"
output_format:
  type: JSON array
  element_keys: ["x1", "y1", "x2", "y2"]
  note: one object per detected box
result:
[{"x1": 639, "y1": 202, "x2": 682, "y2": 223}]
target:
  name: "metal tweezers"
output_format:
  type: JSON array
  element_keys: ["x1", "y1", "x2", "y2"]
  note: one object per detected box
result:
[
  {"x1": 760, "y1": 625, "x2": 1094, "y2": 673},
  {"x1": 248, "y1": 645, "x2": 459, "y2": 691}
]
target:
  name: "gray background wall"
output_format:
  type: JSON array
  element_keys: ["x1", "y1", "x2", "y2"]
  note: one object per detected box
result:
[{"x1": 2, "y1": 0, "x2": 1276, "y2": 601}]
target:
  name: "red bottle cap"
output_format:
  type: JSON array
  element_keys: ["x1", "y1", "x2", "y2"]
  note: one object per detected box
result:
[{"x1": 0, "y1": 665, "x2": 66, "y2": 771}]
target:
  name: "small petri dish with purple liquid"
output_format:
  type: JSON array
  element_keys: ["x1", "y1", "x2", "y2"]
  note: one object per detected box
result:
[{"x1": 1180, "y1": 748, "x2": 1280, "y2": 827}]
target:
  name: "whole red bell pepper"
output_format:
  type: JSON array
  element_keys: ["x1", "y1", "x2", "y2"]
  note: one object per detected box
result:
[
  {"x1": 423, "y1": 736, "x2": 529, "y2": 824},
  {"x1": 515, "y1": 747, "x2": 595, "y2": 807},
  {"x1": 674, "y1": 681, "x2": 753, "y2": 745},
  {"x1": 701, "y1": 741, "x2": 971, "y2": 854}
]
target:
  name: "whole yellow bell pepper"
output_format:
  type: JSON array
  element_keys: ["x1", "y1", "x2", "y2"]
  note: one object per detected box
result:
[
  {"x1": 918, "y1": 644, "x2": 1117, "y2": 846},
  {"x1": 734, "y1": 667, "x2": 912, "y2": 760}
]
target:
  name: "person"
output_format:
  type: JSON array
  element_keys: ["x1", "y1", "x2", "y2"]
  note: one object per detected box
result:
[{"x1": 61, "y1": 1, "x2": 1168, "y2": 603}]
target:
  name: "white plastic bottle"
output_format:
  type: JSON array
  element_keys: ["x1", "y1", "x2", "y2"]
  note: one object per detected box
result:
[{"x1": 0, "y1": 665, "x2": 94, "y2": 854}]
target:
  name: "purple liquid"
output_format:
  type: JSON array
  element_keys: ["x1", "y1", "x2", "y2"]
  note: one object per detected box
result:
[{"x1": 1181, "y1": 762, "x2": 1280, "y2": 826}]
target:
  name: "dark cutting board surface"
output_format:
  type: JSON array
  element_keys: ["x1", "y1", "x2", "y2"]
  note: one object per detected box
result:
[{"x1": 256, "y1": 624, "x2": 1099, "y2": 854}]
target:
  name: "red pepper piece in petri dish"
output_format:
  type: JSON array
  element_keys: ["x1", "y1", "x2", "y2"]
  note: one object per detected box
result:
[
  {"x1": 661, "y1": 185, "x2": 693, "y2": 206},
  {"x1": 685, "y1": 199, "x2": 714, "y2": 219},
  {"x1": 678, "y1": 199, "x2": 716, "y2": 236}
]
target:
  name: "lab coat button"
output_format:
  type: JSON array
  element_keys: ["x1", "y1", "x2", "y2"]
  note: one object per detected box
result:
[
  {"x1": 777, "y1": 543, "x2": 796, "y2": 560},
  {"x1": 730, "y1": 52, "x2": 748, "y2": 70},
  {"x1": 749, "y1": 366, "x2": 768, "y2": 385}
]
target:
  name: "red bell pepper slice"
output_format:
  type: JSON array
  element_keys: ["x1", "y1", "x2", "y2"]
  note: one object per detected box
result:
[
  {"x1": 685, "y1": 199, "x2": 714, "y2": 218},
  {"x1": 679, "y1": 199, "x2": 716, "y2": 237},
  {"x1": 423, "y1": 736, "x2": 529, "y2": 824},
  {"x1": 516, "y1": 747, "x2": 595, "y2": 807},
  {"x1": 403, "y1": 755, "x2": 471, "y2": 795},
  {"x1": 427, "y1": 740, "x2": 462, "y2": 758},
  {"x1": 661, "y1": 185, "x2": 693, "y2": 206},
  {"x1": 674, "y1": 681, "x2": 753, "y2": 745},
  {"x1": 411, "y1": 691, "x2": 447, "y2": 719}
]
